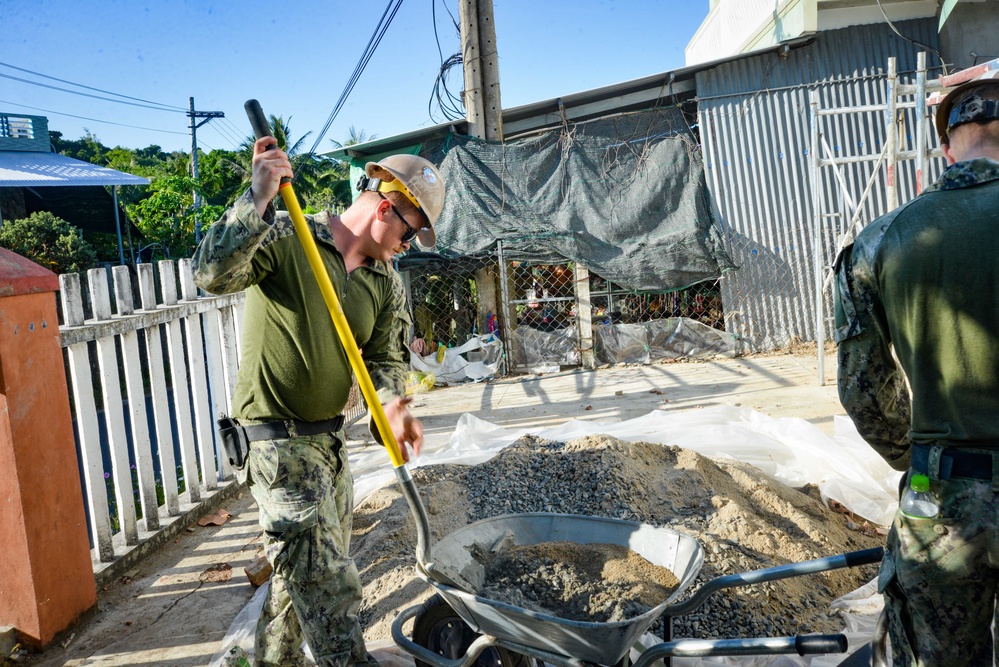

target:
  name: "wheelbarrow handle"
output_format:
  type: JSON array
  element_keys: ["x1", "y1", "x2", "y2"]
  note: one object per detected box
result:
[
  {"x1": 663, "y1": 547, "x2": 884, "y2": 616},
  {"x1": 631, "y1": 634, "x2": 848, "y2": 667}
]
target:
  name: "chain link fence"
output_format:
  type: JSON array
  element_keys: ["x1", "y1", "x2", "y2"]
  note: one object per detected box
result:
[{"x1": 400, "y1": 254, "x2": 738, "y2": 377}]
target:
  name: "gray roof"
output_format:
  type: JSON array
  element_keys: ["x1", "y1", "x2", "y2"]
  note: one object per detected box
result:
[
  {"x1": 0, "y1": 151, "x2": 149, "y2": 187},
  {"x1": 325, "y1": 36, "x2": 815, "y2": 160}
]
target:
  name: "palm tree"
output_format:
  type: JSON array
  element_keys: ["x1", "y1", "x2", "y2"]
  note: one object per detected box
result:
[{"x1": 329, "y1": 126, "x2": 378, "y2": 150}]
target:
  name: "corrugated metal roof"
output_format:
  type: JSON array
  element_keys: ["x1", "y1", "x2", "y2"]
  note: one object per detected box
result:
[
  {"x1": 324, "y1": 36, "x2": 815, "y2": 160},
  {"x1": 0, "y1": 151, "x2": 149, "y2": 187}
]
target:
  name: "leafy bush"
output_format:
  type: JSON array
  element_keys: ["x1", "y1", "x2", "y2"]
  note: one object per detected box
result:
[
  {"x1": 0, "y1": 211, "x2": 97, "y2": 274},
  {"x1": 85, "y1": 230, "x2": 128, "y2": 264}
]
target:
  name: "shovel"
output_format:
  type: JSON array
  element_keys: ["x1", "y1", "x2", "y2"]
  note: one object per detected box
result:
[{"x1": 244, "y1": 99, "x2": 472, "y2": 592}]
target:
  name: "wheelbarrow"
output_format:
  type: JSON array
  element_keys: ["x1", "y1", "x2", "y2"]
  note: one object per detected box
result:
[{"x1": 391, "y1": 512, "x2": 884, "y2": 667}]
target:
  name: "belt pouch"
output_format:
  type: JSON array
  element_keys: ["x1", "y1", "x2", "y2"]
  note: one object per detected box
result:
[{"x1": 217, "y1": 417, "x2": 250, "y2": 470}]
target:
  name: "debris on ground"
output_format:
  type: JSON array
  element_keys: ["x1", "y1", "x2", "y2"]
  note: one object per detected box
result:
[
  {"x1": 197, "y1": 509, "x2": 233, "y2": 527},
  {"x1": 244, "y1": 554, "x2": 272, "y2": 588},
  {"x1": 199, "y1": 563, "x2": 233, "y2": 584}
]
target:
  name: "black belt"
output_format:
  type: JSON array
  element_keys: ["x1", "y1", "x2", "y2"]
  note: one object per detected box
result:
[
  {"x1": 911, "y1": 444, "x2": 995, "y2": 481},
  {"x1": 240, "y1": 416, "x2": 344, "y2": 443}
]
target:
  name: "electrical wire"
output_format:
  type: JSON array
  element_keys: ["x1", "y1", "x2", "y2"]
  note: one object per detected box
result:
[
  {"x1": 0, "y1": 60, "x2": 187, "y2": 111},
  {"x1": 206, "y1": 117, "x2": 244, "y2": 146},
  {"x1": 0, "y1": 71, "x2": 186, "y2": 113},
  {"x1": 0, "y1": 98, "x2": 187, "y2": 135},
  {"x1": 428, "y1": 0, "x2": 464, "y2": 122},
  {"x1": 303, "y1": 0, "x2": 406, "y2": 160},
  {"x1": 206, "y1": 122, "x2": 243, "y2": 150},
  {"x1": 874, "y1": 0, "x2": 948, "y2": 75},
  {"x1": 429, "y1": 53, "x2": 465, "y2": 122},
  {"x1": 221, "y1": 118, "x2": 251, "y2": 143}
]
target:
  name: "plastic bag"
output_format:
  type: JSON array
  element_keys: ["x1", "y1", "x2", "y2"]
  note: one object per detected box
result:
[
  {"x1": 410, "y1": 333, "x2": 502, "y2": 385},
  {"x1": 405, "y1": 371, "x2": 436, "y2": 395},
  {"x1": 209, "y1": 581, "x2": 268, "y2": 666}
]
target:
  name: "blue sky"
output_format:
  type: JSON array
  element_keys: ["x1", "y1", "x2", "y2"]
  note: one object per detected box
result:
[{"x1": 2, "y1": 0, "x2": 709, "y2": 154}]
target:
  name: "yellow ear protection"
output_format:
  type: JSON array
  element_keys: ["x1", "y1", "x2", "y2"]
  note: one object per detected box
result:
[{"x1": 356, "y1": 173, "x2": 430, "y2": 226}]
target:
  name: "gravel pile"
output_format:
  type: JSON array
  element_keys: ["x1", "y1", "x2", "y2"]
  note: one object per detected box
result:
[
  {"x1": 351, "y1": 433, "x2": 883, "y2": 643},
  {"x1": 476, "y1": 541, "x2": 680, "y2": 622}
]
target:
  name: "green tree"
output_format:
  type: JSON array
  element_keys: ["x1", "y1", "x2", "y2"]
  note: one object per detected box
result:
[
  {"x1": 0, "y1": 211, "x2": 97, "y2": 274},
  {"x1": 330, "y1": 126, "x2": 378, "y2": 150},
  {"x1": 50, "y1": 129, "x2": 110, "y2": 164},
  {"x1": 197, "y1": 149, "x2": 248, "y2": 207},
  {"x1": 126, "y1": 175, "x2": 223, "y2": 260},
  {"x1": 236, "y1": 115, "x2": 350, "y2": 212}
]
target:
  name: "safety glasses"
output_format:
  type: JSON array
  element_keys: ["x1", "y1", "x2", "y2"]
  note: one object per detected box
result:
[{"x1": 378, "y1": 193, "x2": 419, "y2": 244}]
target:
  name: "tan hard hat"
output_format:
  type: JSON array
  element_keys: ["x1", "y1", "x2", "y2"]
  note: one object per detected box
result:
[
  {"x1": 935, "y1": 70, "x2": 999, "y2": 143},
  {"x1": 365, "y1": 154, "x2": 445, "y2": 248}
]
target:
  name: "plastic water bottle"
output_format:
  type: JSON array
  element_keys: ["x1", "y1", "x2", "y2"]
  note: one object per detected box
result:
[{"x1": 899, "y1": 474, "x2": 940, "y2": 519}]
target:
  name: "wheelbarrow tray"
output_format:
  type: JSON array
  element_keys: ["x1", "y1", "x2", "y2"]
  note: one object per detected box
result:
[{"x1": 418, "y1": 512, "x2": 704, "y2": 666}]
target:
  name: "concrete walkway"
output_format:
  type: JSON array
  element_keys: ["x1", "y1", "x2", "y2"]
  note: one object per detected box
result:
[{"x1": 21, "y1": 352, "x2": 845, "y2": 666}]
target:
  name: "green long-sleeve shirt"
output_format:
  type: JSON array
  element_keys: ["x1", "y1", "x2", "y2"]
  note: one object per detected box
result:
[
  {"x1": 192, "y1": 190, "x2": 409, "y2": 422},
  {"x1": 835, "y1": 158, "x2": 999, "y2": 470}
]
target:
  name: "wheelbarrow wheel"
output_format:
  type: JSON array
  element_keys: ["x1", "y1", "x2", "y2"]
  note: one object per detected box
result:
[{"x1": 412, "y1": 594, "x2": 532, "y2": 667}]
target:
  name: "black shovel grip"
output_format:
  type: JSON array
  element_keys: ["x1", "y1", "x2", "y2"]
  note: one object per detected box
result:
[{"x1": 244, "y1": 99, "x2": 290, "y2": 185}]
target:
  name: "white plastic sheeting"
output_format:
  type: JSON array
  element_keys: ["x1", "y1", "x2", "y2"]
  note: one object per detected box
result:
[{"x1": 212, "y1": 406, "x2": 898, "y2": 666}]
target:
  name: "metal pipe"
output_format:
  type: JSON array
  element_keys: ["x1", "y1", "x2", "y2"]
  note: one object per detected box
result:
[
  {"x1": 915, "y1": 52, "x2": 927, "y2": 196},
  {"x1": 496, "y1": 240, "x2": 513, "y2": 374},
  {"x1": 809, "y1": 89, "x2": 824, "y2": 385},
  {"x1": 886, "y1": 58, "x2": 899, "y2": 211},
  {"x1": 663, "y1": 547, "x2": 884, "y2": 617}
]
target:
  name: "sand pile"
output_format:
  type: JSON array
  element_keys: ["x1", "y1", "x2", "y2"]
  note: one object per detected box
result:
[{"x1": 351, "y1": 434, "x2": 882, "y2": 643}]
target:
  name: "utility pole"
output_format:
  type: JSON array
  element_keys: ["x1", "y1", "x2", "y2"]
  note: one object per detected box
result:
[
  {"x1": 188, "y1": 97, "x2": 224, "y2": 244},
  {"x1": 458, "y1": 0, "x2": 510, "y2": 361},
  {"x1": 458, "y1": 0, "x2": 503, "y2": 141}
]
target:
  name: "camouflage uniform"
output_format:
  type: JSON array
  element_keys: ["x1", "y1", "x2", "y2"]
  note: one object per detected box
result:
[
  {"x1": 835, "y1": 159, "x2": 999, "y2": 666},
  {"x1": 193, "y1": 190, "x2": 409, "y2": 667}
]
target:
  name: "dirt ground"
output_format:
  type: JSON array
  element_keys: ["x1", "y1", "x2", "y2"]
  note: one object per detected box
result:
[{"x1": 11, "y1": 350, "x2": 859, "y2": 667}]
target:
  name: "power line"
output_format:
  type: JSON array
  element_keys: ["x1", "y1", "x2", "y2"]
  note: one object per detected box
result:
[
  {"x1": 221, "y1": 117, "x2": 252, "y2": 145},
  {"x1": 304, "y1": 0, "x2": 406, "y2": 158},
  {"x1": 0, "y1": 98, "x2": 187, "y2": 135},
  {"x1": 874, "y1": 0, "x2": 948, "y2": 74},
  {"x1": 0, "y1": 60, "x2": 187, "y2": 111},
  {"x1": 0, "y1": 71, "x2": 186, "y2": 113},
  {"x1": 215, "y1": 122, "x2": 244, "y2": 147},
  {"x1": 206, "y1": 122, "x2": 242, "y2": 150}
]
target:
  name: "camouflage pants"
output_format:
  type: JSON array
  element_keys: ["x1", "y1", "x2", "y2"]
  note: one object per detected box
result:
[
  {"x1": 879, "y1": 470, "x2": 999, "y2": 666},
  {"x1": 247, "y1": 432, "x2": 377, "y2": 667}
]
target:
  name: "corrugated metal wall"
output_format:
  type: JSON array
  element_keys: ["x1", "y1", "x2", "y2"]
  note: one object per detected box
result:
[{"x1": 697, "y1": 19, "x2": 949, "y2": 351}]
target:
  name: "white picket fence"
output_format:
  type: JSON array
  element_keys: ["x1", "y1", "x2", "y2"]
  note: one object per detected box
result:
[
  {"x1": 58, "y1": 259, "x2": 245, "y2": 564},
  {"x1": 58, "y1": 259, "x2": 370, "y2": 570}
]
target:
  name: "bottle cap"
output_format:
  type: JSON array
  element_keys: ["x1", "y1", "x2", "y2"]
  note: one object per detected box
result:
[{"x1": 910, "y1": 473, "x2": 931, "y2": 493}]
